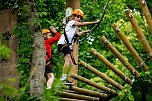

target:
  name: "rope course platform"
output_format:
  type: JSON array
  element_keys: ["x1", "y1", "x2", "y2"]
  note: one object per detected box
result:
[{"x1": 59, "y1": 0, "x2": 152, "y2": 101}]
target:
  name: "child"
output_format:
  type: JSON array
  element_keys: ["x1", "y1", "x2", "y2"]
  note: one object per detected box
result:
[
  {"x1": 58, "y1": 9, "x2": 99, "y2": 82},
  {"x1": 42, "y1": 26, "x2": 60, "y2": 89}
]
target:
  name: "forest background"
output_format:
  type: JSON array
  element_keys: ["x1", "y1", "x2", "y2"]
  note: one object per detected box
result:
[{"x1": 0, "y1": 0, "x2": 152, "y2": 101}]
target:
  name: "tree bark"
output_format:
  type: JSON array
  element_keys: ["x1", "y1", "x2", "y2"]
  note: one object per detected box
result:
[
  {"x1": 66, "y1": 0, "x2": 80, "y2": 86},
  {"x1": 27, "y1": 0, "x2": 46, "y2": 96},
  {"x1": 0, "y1": 9, "x2": 19, "y2": 89}
]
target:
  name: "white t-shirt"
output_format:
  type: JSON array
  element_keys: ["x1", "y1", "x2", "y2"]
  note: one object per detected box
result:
[{"x1": 58, "y1": 20, "x2": 77, "y2": 46}]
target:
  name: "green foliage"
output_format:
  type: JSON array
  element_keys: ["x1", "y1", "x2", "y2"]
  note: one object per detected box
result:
[
  {"x1": 0, "y1": 45, "x2": 11, "y2": 60},
  {"x1": 0, "y1": 82, "x2": 18, "y2": 100},
  {"x1": 1, "y1": 0, "x2": 152, "y2": 100},
  {"x1": 13, "y1": 22, "x2": 32, "y2": 89}
]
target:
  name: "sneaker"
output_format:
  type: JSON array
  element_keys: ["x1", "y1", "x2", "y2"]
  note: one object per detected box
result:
[
  {"x1": 60, "y1": 74, "x2": 67, "y2": 81},
  {"x1": 46, "y1": 86, "x2": 51, "y2": 89},
  {"x1": 61, "y1": 81, "x2": 74, "y2": 86}
]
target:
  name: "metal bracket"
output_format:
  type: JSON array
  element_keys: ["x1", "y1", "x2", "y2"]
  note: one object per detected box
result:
[
  {"x1": 104, "y1": 40, "x2": 109, "y2": 44},
  {"x1": 142, "y1": 0, "x2": 146, "y2": 5},
  {"x1": 140, "y1": 62, "x2": 145, "y2": 67},
  {"x1": 85, "y1": 63, "x2": 88, "y2": 67},
  {"x1": 125, "y1": 76, "x2": 128, "y2": 81},
  {"x1": 129, "y1": 13, "x2": 133, "y2": 18},
  {"x1": 94, "y1": 51, "x2": 98, "y2": 56},
  {"x1": 149, "y1": 52, "x2": 152, "y2": 57},
  {"x1": 133, "y1": 69, "x2": 136, "y2": 75},
  {"x1": 116, "y1": 27, "x2": 120, "y2": 32}
]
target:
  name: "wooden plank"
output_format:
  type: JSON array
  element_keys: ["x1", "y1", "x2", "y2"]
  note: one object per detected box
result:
[
  {"x1": 90, "y1": 48, "x2": 133, "y2": 85},
  {"x1": 138, "y1": 0, "x2": 152, "y2": 34},
  {"x1": 112, "y1": 23, "x2": 148, "y2": 71},
  {"x1": 80, "y1": 61, "x2": 124, "y2": 90},
  {"x1": 100, "y1": 36, "x2": 140, "y2": 78},
  {"x1": 70, "y1": 73, "x2": 118, "y2": 95},
  {"x1": 125, "y1": 10, "x2": 152, "y2": 60}
]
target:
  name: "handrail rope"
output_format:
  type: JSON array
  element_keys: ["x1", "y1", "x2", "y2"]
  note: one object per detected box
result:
[{"x1": 79, "y1": 0, "x2": 115, "y2": 42}]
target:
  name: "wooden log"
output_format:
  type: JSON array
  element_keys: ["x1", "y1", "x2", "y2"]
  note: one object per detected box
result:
[
  {"x1": 70, "y1": 73, "x2": 118, "y2": 95},
  {"x1": 60, "y1": 98, "x2": 88, "y2": 101},
  {"x1": 70, "y1": 86, "x2": 108, "y2": 98},
  {"x1": 100, "y1": 36, "x2": 140, "y2": 78},
  {"x1": 60, "y1": 91, "x2": 99, "y2": 101},
  {"x1": 112, "y1": 23, "x2": 148, "y2": 71},
  {"x1": 138, "y1": 0, "x2": 152, "y2": 34},
  {"x1": 80, "y1": 61, "x2": 124, "y2": 90},
  {"x1": 90, "y1": 48, "x2": 133, "y2": 85},
  {"x1": 125, "y1": 9, "x2": 152, "y2": 60}
]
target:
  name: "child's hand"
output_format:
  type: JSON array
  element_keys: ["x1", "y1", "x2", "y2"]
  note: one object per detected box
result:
[
  {"x1": 50, "y1": 26, "x2": 57, "y2": 33},
  {"x1": 95, "y1": 20, "x2": 100, "y2": 24},
  {"x1": 83, "y1": 30, "x2": 90, "y2": 33}
]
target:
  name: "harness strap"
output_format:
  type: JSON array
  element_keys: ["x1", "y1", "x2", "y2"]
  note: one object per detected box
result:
[
  {"x1": 59, "y1": 44, "x2": 77, "y2": 65},
  {"x1": 70, "y1": 52, "x2": 77, "y2": 65},
  {"x1": 46, "y1": 61, "x2": 50, "y2": 66},
  {"x1": 64, "y1": 29, "x2": 70, "y2": 44},
  {"x1": 63, "y1": 28, "x2": 78, "y2": 65}
]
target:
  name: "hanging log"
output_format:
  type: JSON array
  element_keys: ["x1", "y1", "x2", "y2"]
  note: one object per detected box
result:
[
  {"x1": 125, "y1": 10, "x2": 152, "y2": 60},
  {"x1": 112, "y1": 23, "x2": 148, "y2": 71},
  {"x1": 60, "y1": 98, "x2": 87, "y2": 101},
  {"x1": 138, "y1": 0, "x2": 152, "y2": 34},
  {"x1": 90, "y1": 48, "x2": 133, "y2": 85},
  {"x1": 100, "y1": 36, "x2": 140, "y2": 78},
  {"x1": 70, "y1": 73, "x2": 117, "y2": 95},
  {"x1": 60, "y1": 91, "x2": 100, "y2": 101},
  {"x1": 80, "y1": 61, "x2": 124, "y2": 90},
  {"x1": 70, "y1": 86, "x2": 108, "y2": 98}
]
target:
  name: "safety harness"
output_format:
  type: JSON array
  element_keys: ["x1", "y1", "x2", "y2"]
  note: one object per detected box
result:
[
  {"x1": 59, "y1": 28, "x2": 78, "y2": 65},
  {"x1": 46, "y1": 52, "x2": 52, "y2": 66}
]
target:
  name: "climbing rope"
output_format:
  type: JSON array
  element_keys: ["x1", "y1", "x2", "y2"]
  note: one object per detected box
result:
[{"x1": 79, "y1": 0, "x2": 115, "y2": 42}]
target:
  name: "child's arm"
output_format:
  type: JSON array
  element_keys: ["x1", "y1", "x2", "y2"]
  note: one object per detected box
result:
[
  {"x1": 77, "y1": 30, "x2": 90, "y2": 36},
  {"x1": 47, "y1": 26, "x2": 60, "y2": 43},
  {"x1": 74, "y1": 20, "x2": 100, "y2": 27}
]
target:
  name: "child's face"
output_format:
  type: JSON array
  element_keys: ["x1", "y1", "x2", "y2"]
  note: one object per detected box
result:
[
  {"x1": 43, "y1": 33, "x2": 52, "y2": 40},
  {"x1": 74, "y1": 15, "x2": 82, "y2": 22}
]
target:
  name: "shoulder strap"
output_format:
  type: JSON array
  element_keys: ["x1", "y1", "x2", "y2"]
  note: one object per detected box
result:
[{"x1": 64, "y1": 28, "x2": 69, "y2": 45}]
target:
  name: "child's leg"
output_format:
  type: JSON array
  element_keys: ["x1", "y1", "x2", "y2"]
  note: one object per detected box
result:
[
  {"x1": 46, "y1": 73, "x2": 54, "y2": 89},
  {"x1": 63, "y1": 54, "x2": 72, "y2": 74},
  {"x1": 60, "y1": 54, "x2": 71, "y2": 81}
]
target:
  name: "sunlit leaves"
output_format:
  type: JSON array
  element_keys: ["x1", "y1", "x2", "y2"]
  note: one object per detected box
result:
[{"x1": 0, "y1": 45, "x2": 11, "y2": 60}]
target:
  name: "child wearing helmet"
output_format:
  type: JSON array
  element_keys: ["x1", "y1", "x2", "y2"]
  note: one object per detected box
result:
[
  {"x1": 42, "y1": 26, "x2": 60, "y2": 89},
  {"x1": 58, "y1": 9, "x2": 99, "y2": 82}
]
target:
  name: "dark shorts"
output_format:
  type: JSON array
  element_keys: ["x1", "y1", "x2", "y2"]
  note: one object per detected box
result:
[
  {"x1": 58, "y1": 44, "x2": 71, "y2": 56},
  {"x1": 45, "y1": 60, "x2": 52, "y2": 74}
]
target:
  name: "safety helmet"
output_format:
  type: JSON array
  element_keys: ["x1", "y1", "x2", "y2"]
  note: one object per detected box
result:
[
  {"x1": 73, "y1": 9, "x2": 84, "y2": 17},
  {"x1": 42, "y1": 29, "x2": 50, "y2": 35}
]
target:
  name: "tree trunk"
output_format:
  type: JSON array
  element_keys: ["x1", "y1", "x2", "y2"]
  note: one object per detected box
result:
[
  {"x1": 27, "y1": 0, "x2": 46, "y2": 96},
  {"x1": 66, "y1": 0, "x2": 80, "y2": 86},
  {"x1": 0, "y1": 9, "x2": 19, "y2": 89}
]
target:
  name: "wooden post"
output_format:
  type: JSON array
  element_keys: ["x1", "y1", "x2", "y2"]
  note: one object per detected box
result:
[
  {"x1": 125, "y1": 10, "x2": 152, "y2": 60},
  {"x1": 80, "y1": 61, "x2": 124, "y2": 90},
  {"x1": 66, "y1": 0, "x2": 80, "y2": 86},
  {"x1": 112, "y1": 23, "x2": 148, "y2": 71},
  {"x1": 90, "y1": 48, "x2": 133, "y2": 85},
  {"x1": 138, "y1": 0, "x2": 152, "y2": 34},
  {"x1": 60, "y1": 91, "x2": 100, "y2": 101},
  {"x1": 100, "y1": 36, "x2": 140, "y2": 78},
  {"x1": 70, "y1": 73, "x2": 118, "y2": 95},
  {"x1": 70, "y1": 86, "x2": 108, "y2": 98}
]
